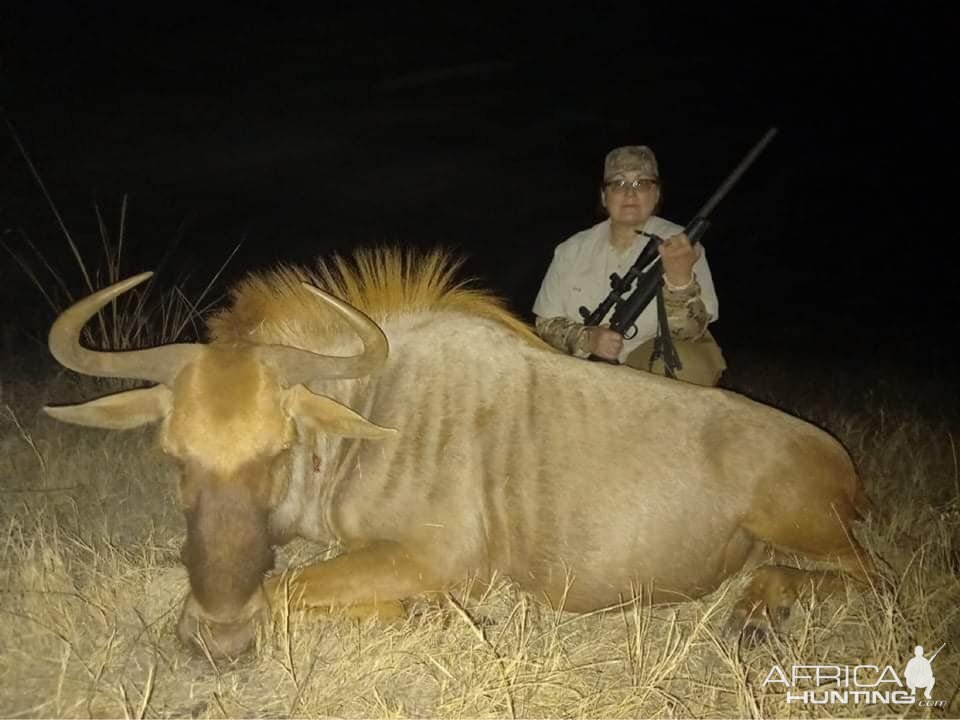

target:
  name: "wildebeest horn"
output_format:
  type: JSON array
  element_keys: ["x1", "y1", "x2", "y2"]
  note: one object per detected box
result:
[
  {"x1": 259, "y1": 284, "x2": 389, "y2": 385},
  {"x1": 48, "y1": 272, "x2": 200, "y2": 385}
]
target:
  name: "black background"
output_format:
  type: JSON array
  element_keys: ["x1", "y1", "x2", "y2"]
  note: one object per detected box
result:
[{"x1": 2, "y1": 3, "x2": 955, "y2": 382}]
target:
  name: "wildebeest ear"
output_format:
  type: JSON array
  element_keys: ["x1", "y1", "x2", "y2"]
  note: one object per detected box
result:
[
  {"x1": 285, "y1": 385, "x2": 398, "y2": 439},
  {"x1": 44, "y1": 385, "x2": 172, "y2": 430}
]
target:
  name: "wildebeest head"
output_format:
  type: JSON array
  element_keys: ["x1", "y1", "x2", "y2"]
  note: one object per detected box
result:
[{"x1": 44, "y1": 273, "x2": 397, "y2": 658}]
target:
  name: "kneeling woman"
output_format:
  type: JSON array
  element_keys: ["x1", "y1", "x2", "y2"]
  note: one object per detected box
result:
[{"x1": 533, "y1": 144, "x2": 726, "y2": 386}]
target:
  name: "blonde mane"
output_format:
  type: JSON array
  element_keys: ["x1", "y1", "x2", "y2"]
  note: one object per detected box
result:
[{"x1": 207, "y1": 247, "x2": 544, "y2": 349}]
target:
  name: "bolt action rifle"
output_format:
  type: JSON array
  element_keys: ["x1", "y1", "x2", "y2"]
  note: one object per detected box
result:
[{"x1": 578, "y1": 127, "x2": 779, "y2": 371}]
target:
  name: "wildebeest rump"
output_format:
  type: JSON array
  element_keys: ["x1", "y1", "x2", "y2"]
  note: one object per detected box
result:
[{"x1": 44, "y1": 249, "x2": 875, "y2": 658}]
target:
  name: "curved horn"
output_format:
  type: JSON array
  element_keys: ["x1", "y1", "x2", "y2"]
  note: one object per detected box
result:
[
  {"x1": 48, "y1": 272, "x2": 200, "y2": 385},
  {"x1": 260, "y1": 284, "x2": 389, "y2": 386}
]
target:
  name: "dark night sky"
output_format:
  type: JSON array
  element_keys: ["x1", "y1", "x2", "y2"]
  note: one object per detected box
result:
[{"x1": 1, "y1": 3, "x2": 956, "y2": 378}]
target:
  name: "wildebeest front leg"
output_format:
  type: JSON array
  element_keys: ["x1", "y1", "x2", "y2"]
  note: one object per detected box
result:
[
  {"x1": 265, "y1": 540, "x2": 439, "y2": 620},
  {"x1": 732, "y1": 469, "x2": 879, "y2": 643},
  {"x1": 727, "y1": 559, "x2": 870, "y2": 644}
]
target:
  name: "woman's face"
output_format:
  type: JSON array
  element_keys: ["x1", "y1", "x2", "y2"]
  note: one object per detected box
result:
[{"x1": 601, "y1": 172, "x2": 660, "y2": 226}]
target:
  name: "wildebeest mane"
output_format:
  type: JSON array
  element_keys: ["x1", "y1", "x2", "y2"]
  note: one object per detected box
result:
[{"x1": 207, "y1": 247, "x2": 543, "y2": 349}]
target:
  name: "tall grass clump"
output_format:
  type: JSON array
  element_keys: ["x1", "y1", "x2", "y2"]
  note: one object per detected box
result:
[{"x1": 3, "y1": 116, "x2": 238, "y2": 352}]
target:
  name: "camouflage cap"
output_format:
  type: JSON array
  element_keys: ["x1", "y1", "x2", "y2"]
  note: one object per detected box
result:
[{"x1": 603, "y1": 145, "x2": 659, "y2": 181}]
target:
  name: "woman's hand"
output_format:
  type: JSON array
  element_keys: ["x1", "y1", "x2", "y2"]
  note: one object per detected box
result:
[
  {"x1": 586, "y1": 326, "x2": 623, "y2": 360},
  {"x1": 659, "y1": 233, "x2": 700, "y2": 288}
]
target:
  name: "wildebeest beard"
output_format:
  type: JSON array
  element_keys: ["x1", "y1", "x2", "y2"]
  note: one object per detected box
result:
[{"x1": 181, "y1": 480, "x2": 275, "y2": 616}]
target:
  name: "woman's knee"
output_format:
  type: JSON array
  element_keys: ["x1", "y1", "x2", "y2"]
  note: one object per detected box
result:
[{"x1": 625, "y1": 333, "x2": 726, "y2": 387}]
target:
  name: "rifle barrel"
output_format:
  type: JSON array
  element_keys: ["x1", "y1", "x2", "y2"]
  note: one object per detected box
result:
[{"x1": 693, "y1": 127, "x2": 778, "y2": 220}]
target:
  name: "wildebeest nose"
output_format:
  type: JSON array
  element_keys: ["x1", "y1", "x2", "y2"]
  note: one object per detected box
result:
[{"x1": 177, "y1": 603, "x2": 262, "y2": 661}]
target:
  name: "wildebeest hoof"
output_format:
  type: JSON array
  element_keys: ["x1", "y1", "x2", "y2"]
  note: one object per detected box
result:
[
  {"x1": 473, "y1": 613, "x2": 497, "y2": 628},
  {"x1": 740, "y1": 622, "x2": 769, "y2": 647},
  {"x1": 726, "y1": 609, "x2": 771, "y2": 647}
]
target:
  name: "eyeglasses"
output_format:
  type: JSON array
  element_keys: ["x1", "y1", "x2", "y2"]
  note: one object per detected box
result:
[{"x1": 603, "y1": 178, "x2": 659, "y2": 194}]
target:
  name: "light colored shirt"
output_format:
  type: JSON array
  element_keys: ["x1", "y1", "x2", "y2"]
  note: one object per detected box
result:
[{"x1": 533, "y1": 218, "x2": 719, "y2": 362}]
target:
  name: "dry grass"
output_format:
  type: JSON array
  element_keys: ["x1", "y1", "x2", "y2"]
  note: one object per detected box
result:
[{"x1": 2, "y1": 358, "x2": 958, "y2": 719}]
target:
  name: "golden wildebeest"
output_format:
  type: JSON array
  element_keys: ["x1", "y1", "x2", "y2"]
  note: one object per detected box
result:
[{"x1": 45, "y1": 249, "x2": 875, "y2": 658}]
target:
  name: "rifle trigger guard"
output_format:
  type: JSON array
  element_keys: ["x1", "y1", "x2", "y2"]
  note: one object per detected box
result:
[{"x1": 623, "y1": 324, "x2": 638, "y2": 341}]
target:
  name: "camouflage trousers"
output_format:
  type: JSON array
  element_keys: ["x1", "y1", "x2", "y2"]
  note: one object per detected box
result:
[{"x1": 624, "y1": 330, "x2": 727, "y2": 387}]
